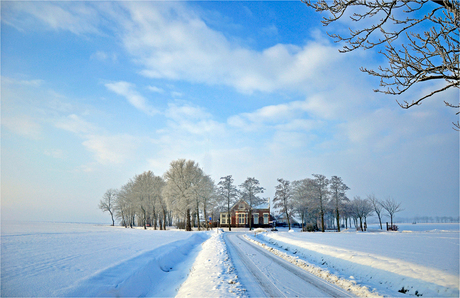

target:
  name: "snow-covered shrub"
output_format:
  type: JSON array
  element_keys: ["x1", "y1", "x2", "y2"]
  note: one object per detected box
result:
[{"x1": 303, "y1": 223, "x2": 318, "y2": 232}]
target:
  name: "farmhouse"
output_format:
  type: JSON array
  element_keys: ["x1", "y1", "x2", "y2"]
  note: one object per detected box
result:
[{"x1": 219, "y1": 199, "x2": 271, "y2": 228}]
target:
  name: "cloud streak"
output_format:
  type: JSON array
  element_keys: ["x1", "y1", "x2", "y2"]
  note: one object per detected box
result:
[{"x1": 105, "y1": 81, "x2": 159, "y2": 116}]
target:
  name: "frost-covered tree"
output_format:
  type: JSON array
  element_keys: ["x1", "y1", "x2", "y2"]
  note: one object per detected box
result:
[
  {"x1": 273, "y1": 178, "x2": 293, "y2": 230},
  {"x1": 311, "y1": 174, "x2": 330, "y2": 232},
  {"x1": 218, "y1": 175, "x2": 238, "y2": 231},
  {"x1": 99, "y1": 188, "x2": 117, "y2": 226},
  {"x1": 190, "y1": 170, "x2": 215, "y2": 231},
  {"x1": 303, "y1": 0, "x2": 460, "y2": 129},
  {"x1": 198, "y1": 175, "x2": 217, "y2": 230},
  {"x1": 351, "y1": 196, "x2": 374, "y2": 231},
  {"x1": 131, "y1": 171, "x2": 165, "y2": 230},
  {"x1": 133, "y1": 172, "x2": 152, "y2": 229},
  {"x1": 292, "y1": 178, "x2": 316, "y2": 230},
  {"x1": 163, "y1": 159, "x2": 203, "y2": 231},
  {"x1": 329, "y1": 176, "x2": 349, "y2": 232},
  {"x1": 115, "y1": 180, "x2": 136, "y2": 228},
  {"x1": 368, "y1": 194, "x2": 384, "y2": 229},
  {"x1": 239, "y1": 177, "x2": 265, "y2": 230},
  {"x1": 380, "y1": 197, "x2": 404, "y2": 226}
]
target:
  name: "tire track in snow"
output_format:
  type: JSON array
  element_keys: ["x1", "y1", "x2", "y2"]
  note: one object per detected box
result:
[
  {"x1": 227, "y1": 232, "x2": 356, "y2": 297},
  {"x1": 55, "y1": 233, "x2": 209, "y2": 297}
]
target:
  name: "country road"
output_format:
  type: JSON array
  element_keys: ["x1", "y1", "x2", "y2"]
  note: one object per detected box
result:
[{"x1": 224, "y1": 232, "x2": 355, "y2": 297}]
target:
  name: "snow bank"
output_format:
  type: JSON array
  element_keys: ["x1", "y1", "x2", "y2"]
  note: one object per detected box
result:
[
  {"x1": 176, "y1": 229, "x2": 246, "y2": 297},
  {"x1": 59, "y1": 233, "x2": 209, "y2": 297},
  {"x1": 253, "y1": 228, "x2": 267, "y2": 234},
  {"x1": 256, "y1": 230, "x2": 459, "y2": 297},
  {"x1": 1, "y1": 222, "x2": 209, "y2": 297}
]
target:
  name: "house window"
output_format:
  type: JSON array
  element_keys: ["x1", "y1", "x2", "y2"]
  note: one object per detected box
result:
[
  {"x1": 263, "y1": 213, "x2": 269, "y2": 224},
  {"x1": 221, "y1": 213, "x2": 227, "y2": 224},
  {"x1": 253, "y1": 213, "x2": 259, "y2": 225},
  {"x1": 239, "y1": 204, "x2": 244, "y2": 210},
  {"x1": 238, "y1": 213, "x2": 246, "y2": 224}
]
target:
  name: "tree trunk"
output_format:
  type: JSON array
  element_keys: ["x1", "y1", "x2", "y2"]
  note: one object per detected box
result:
[
  {"x1": 109, "y1": 211, "x2": 115, "y2": 226},
  {"x1": 203, "y1": 205, "x2": 208, "y2": 231},
  {"x1": 320, "y1": 210, "x2": 325, "y2": 232},
  {"x1": 168, "y1": 211, "x2": 172, "y2": 227},
  {"x1": 153, "y1": 207, "x2": 157, "y2": 230},
  {"x1": 163, "y1": 208, "x2": 167, "y2": 230},
  {"x1": 142, "y1": 207, "x2": 147, "y2": 230},
  {"x1": 285, "y1": 208, "x2": 291, "y2": 230},
  {"x1": 248, "y1": 209, "x2": 253, "y2": 230},
  {"x1": 227, "y1": 198, "x2": 232, "y2": 231},
  {"x1": 301, "y1": 212, "x2": 305, "y2": 231},
  {"x1": 196, "y1": 202, "x2": 201, "y2": 231},
  {"x1": 336, "y1": 208, "x2": 340, "y2": 232},
  {"x1": 186, "y1": 208, "x2": 192, "y2": 231}
]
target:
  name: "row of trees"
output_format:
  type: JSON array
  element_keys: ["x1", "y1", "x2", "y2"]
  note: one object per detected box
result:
[
  {"x1": 99, "y1": 159, "x2": 267, "y2": 231},
  {"x1": 99, "y1": 159, "x2": 403, "y2": 232},
  {"x1": 273, "y1": 175, "x2": 351, "y2": 232},
  {"x1": 272, "y1": 175, "x2": 403, "y2": 232}
]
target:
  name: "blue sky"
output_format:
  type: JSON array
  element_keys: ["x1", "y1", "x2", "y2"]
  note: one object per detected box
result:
[{"x1": 2, "y1": 1, "x2": 458, "y2": 223}]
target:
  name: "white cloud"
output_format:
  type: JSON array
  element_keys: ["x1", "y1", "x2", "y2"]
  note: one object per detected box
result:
[
  {"x1": 82, "y1": 134, "x2": 139, "y2": 165},
  {"x1": 55, "y1": 114, "x2": 96, "y2": 135},
  {"x1": 171, "y1": 91, "x2": 183, "y2": 98},
  {"x1": 261, "y1": 24, "x2": 278, "y2": 36},
  {"x1": 90, "y1": 51, "x2": 117, "y2": 62},
  {"x1": 44, "y1": 149, "x2": 65, "y2": 159},
  {"x1": 105, "y1": 81, "x2": 159, "y2": 115},
  {"x1": 3, "y1": 2, "x2": 100, "y2": 35},
  {"x1": 147, "y1": 85, "x2": 164, "y2": 93},
  {"x1": 165, "y1": 103, "x2": 224, "y2": 135},
  {"x1": 228, "y1": 99, "x2": 314, "y2": 131},
  {"x1": 2, "y1": 77, "x2": 44, "y2": 87},
  {"x1": 2, "y1": 115, "x2": 42, "y2": 139},
  {"x1": 118, "y1": 2, "x2": 342, "y2": 94}
]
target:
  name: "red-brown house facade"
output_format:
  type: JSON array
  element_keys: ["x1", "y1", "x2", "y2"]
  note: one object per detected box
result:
[{"x1": 219, "y1": 199, "x2": 271, "y2": 228}]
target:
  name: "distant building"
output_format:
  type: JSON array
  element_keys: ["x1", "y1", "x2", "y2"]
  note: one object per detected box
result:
[
  {"x1": 274, "y1": 214, "x2": 301, "y2": 228},
  {"x1": 220, "y1": 199, "x2": 272, "y2": 228}
]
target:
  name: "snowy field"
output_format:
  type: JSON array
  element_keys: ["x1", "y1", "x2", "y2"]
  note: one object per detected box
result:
[
  {"x1": 2, "y1": 221, "x2": 459, "y2": 297},
  {"x1": 252, "y1": 223, "x2": 459, "y2": 297},
  {"x1": 1, "y1": 221, "x2": 211, "y2": 297}
]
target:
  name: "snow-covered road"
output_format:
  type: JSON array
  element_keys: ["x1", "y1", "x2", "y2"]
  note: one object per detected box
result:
[{"x1": 225, "y1": 232, "x2": 354, "y2": 297}]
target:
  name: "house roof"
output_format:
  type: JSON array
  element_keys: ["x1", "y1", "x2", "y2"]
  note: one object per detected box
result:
[
  {"x1": 231, "y1": 199, "x2": 249, "y2": 210},
  {"x1": 253, "y1": 203, "x2": 269, "y2": 209},
  {"x1": 220, "y1": 199, "x2": 269, "y2": 213},
  {"x1": 275, "y1": 214, "x2": 300, "y2": 224}
]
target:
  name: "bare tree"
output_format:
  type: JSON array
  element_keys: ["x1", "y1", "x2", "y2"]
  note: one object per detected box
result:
[
  {"x1": 303, "y1": 0, "x2": 460, "y2": 129},
  {"x1": 368, "y1": 193, "x2": 384, "y2": 229},
  {"x1": 311, "y1": 174, "x2": 330, "y2": 232},
  {"x1": 273, "y1": 178, "x2": 294, "y2": 230},
  {"x1": 329, "y1": 176, "x2": 350, "y2": 232},
  {"x1": 351, "y1": 196, "x2": 374, "y2": 231},
  {"x1": 239, "y1": 177, "x2": 265, "y2": 230},
  {"x1": 380, "y1": 197, "x2": 404, "y2": 226},
  {"x1": 99, "y1": 188, "x2": 117, "y2": 226},
  {"x1": 218, "y1": 175, "x2": 238, "y2": 231}
]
